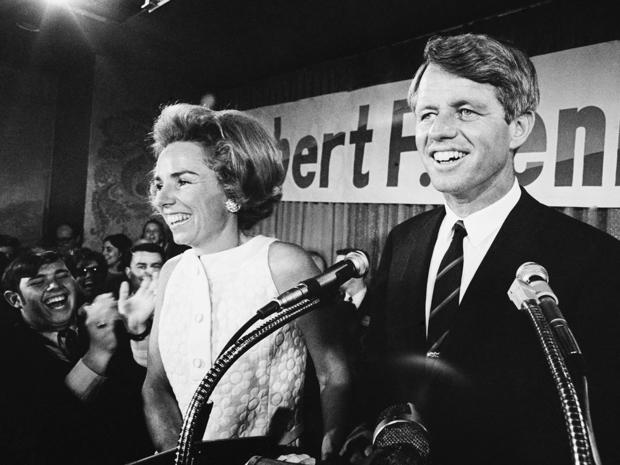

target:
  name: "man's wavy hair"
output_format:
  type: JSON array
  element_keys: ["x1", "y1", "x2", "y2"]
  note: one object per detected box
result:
[
  {"x1": 151, "y1": 104, "x2": 284, "y2": 231},
  {"x1": 408, "y1": 33, "x2": 539, "y2": 123},
  {"x1": 2, "y1": 250, "x2": 64, "y2": 294}
]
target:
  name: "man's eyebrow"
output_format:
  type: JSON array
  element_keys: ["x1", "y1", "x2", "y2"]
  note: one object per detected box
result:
[{"x1": 451, "y1": 99, "x2": 488, "y2": 110}]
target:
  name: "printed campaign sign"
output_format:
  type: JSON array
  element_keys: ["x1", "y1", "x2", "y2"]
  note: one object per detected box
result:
[{"x1": 248, "y1": 41, "x2": 620, "y2": 207}]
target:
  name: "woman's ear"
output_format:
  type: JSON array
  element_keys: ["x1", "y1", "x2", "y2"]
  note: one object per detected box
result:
[{"x1": 509, "y1": 111, "x2": 535, "y2": 151}]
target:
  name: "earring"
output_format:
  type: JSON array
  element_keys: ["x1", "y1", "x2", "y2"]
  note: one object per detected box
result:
[{"x1": 225, "y1": 199, "x2": 240, "y2": 213}]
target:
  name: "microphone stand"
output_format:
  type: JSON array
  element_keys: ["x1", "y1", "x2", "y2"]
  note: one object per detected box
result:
[
  {"x1": 174, "y1": 297, "x2": 322, "y2": 465},
  {"x1": 508, "y1": 279, "x2": 597, "y2": 465}
]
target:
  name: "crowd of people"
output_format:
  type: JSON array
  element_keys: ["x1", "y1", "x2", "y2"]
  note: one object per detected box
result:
[
  {"x1": 0, "y1": 220, "x2": 190, "y2": 463},
  {"x1": 1, "y1": 32, "x2": 619, "y2": 465}
]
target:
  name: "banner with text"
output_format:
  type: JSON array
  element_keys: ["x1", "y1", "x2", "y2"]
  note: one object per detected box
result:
[{"x1": 248, "y1": 41, "x2": 620, "y2": 207}]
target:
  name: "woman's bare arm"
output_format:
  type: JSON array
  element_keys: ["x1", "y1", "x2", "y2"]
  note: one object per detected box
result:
[
  {"x1": 269, "y1": 242, "x2": 353, "y2": 460},
  {"x1": 142, "y1": 256, "x2": 183, "y2": 451}
]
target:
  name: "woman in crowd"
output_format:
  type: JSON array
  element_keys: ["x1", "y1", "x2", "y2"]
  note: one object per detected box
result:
[
  {"x1": 101, "y1": 233, "x2": 132, "y2": 294},
  {"x1": 140, "y1": 217, "x2": 187, "y2": 259},
  {"x1": 141, "y1": 218, "x2": 166, "y2": 247},
  {"x1": 143, "y1": 104, "x2": 351, "y2": 461}
]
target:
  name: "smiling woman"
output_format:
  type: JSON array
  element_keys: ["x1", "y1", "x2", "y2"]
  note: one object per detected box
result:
[{"x1": 143, "y1": 104, "x2": 351, "y2": 461}]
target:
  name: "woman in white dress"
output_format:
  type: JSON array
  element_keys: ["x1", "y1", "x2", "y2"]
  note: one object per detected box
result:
[{"x1": 142, "y1": 104, "x2": 351, "y2": 461}]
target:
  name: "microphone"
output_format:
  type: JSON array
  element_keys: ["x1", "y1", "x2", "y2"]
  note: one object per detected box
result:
[
  {"x1": 257, "y1": 250, "x2": 369, "y2": 317},
  {"x1": 515, "y1": 262, "x2": 583, "y2": 361},
  {"x1": 369, "y1": 403, "x2": 430, "y2": 465}
]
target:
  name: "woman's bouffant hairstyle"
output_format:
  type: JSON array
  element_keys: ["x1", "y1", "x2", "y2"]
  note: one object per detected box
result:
[
  {"x1": 408, "y1": 33, "x2": 539, "y2": 123},
  {"x1": 151, "y1": 104, "x2": 285, "y2": 230}
]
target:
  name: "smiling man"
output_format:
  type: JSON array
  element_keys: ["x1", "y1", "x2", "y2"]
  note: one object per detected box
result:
[
  {"x1": 0, "y1": 250, "x2": 151, "y2": 464},
  {"x1": 124, "y1": 242, "x2": 164, "y2": 294},
  {"x1": 356, "y1": 34, "x2": 620, "y2": 465}
]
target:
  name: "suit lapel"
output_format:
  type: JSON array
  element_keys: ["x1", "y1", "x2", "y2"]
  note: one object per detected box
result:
[
  {"x1": 460, "y1": 189, "x2": 542, "y2": 309},
  {"x1": 400, "y1": 207, "x2": 444, "y2": 352}
]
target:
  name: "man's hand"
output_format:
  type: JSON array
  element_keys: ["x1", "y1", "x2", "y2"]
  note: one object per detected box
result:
[
  {"x1": 81, "y1": 292, "x2": 120, "y2": 375},
  {"x1": 118, "y1": 274, "x2": 158, "y2": 334}
]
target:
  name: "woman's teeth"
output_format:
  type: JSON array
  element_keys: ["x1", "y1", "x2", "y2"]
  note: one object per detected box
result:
[{"x1": 167, "y1": 213, "x2": 191, "y2": 226}]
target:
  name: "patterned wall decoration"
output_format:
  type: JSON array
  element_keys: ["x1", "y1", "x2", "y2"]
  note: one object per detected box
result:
[
  {"x1": 89, "y1": 108, "x2": 154, "y2": 241},
  {"x1": 83, "y1": 56, "x2": 163, "y2": 249}
]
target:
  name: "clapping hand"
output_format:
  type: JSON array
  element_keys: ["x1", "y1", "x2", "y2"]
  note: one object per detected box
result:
[
  {"x1": 118, "y1": 274, "x2": 158, "y2": 335},
  {"x1": 81, "y1": 292, "x2": 121, "y2": 374}
]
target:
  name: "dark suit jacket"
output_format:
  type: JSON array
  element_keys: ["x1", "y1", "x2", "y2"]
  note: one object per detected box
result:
[
  {"x1": 0, "y1": 313, "x2": 152, "y2": 464},
  {"x1": 364, "y1": 189, "x2": 620, "y2": 465}
]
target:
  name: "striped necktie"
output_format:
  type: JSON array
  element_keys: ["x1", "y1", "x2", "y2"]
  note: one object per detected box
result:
[{"x1": 427, "y1": 220, "x2": 467, "y2": 354}]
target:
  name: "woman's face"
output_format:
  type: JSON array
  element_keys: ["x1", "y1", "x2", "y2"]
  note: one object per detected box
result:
[
  {"x1": 102, "y1": 241, "x2": 121, "y2": 268},
  {"x1": 152, "y1": 141, "x2": 234, "y2": 253},
  {"x1": 143, "y1": 222, "x2": 164, "y2": 245}
]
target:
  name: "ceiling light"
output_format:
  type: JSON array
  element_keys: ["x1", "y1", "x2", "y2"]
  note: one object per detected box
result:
[{"x1": 141, "y1": 0, "x2": 172, "y2": 13}]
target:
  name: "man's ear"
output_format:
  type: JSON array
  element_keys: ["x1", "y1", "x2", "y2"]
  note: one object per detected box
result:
[
  {"x1": 4, "y1": 290, "x2": 23, "y2": 310},
  {"x1": 125, "y1": 267, "x2": 131, "y2": 279},
  {"x1": 509, "y1": 111, "x2": 535, "y2": 151}
]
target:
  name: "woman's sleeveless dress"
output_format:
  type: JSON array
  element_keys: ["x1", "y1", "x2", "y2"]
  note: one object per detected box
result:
[{"x1": 158, "y1": 235, "x2": 307, "y2": 442}]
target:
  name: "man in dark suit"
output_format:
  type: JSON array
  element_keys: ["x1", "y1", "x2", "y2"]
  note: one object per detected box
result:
[
  {"x1": 353, "y1": 34, "x2": 620, "y2": 465},
  {"x1": 0, "y1": 250, "x2": 152, "y2": 464}
]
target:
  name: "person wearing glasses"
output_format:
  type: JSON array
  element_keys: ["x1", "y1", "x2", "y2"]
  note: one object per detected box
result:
[
  {"x1": 143, "y1": 104, "x2": 351, "y2": 461},
  {"x1": 72, "y1": 248, "x2": 109, "y2": 303}
]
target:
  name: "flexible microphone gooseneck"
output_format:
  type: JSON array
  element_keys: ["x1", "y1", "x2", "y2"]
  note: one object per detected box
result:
[
  {"x1": 219, "y1": 250, "x2": 370, "y2": 358},
  {"x1": 258, "y1": 250, "x2": 370, "y2": 318},
  {"x1": 515, "y1": 262, "x2": 583, "y2": 364},
  {"x1": 509, "y1": 267, "x2": 599, "y2": 465}
]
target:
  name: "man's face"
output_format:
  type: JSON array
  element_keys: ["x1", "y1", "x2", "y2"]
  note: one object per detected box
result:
[
  {"x1": 13, "y1": 260, "x2": 77, "y2": 331},
  {"x1": 126, "y1": 251, "x2": 163, "y2": 291},
  {"x1": 55, "y1": 225, "x2": 77, "y2": 253},
  {"x1": 75, "y1": 259, "x2": 107, "y2": 300},
  {"x1": 413, "y1": 64, "x2": 524, "y2": 212}
]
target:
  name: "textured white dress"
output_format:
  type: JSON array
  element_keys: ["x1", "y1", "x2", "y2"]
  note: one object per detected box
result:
[{"x1": 158, "y1": 235, "x2": 307, "y2": 442}]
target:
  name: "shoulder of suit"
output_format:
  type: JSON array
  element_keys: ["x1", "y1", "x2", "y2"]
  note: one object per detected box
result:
[
  {"x1": 519, "y1": 191, "x2": 620, "y2": 262},
  {"x1": 389, "y1": 206, "x2": 444, "y2": 239}
]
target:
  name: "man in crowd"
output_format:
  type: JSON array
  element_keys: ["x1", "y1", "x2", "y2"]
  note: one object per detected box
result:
[
  {"x1": 52, "y1": 221, "x2": 82, "y2": 257},
  {"x1": 353, "y1": 33, "x2": 620, "y2": 465},
  {"x1": 0, "y1": 249, "x2": 152, "y2": 464},
  {"x1": 124, "y1": 242, "x2": 164, "y2": 294},
  {"x1": 118, "y1": 242, "x2": 164, "y2": 367},
  {"x1": 72, "y1": 247, "x2": 109, "y2": 303}
]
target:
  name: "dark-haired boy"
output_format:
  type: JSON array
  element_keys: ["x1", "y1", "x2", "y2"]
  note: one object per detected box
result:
[{"x1": 0, "y1": 250, "x2": 151, "y2": 464}]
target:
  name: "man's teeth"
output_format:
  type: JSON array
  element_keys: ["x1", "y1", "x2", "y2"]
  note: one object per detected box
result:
[
  {"x1": 167, "y1": 213, "x2": 191, "y2": 226},
  {"x1": 45, "y1": 295, "x2": 67, "y2": 308},
  {"x1": 433, "y1": 151, "x2": 466, "y2": 163}
]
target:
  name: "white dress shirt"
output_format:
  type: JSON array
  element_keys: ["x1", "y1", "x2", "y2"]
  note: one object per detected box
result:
[{"x1": 424, "y1": 180, "x2": 522, "y2": 335}]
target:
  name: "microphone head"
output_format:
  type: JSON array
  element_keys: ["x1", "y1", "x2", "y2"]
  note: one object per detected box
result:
[
  {"x1": 344, "y1": 250, "x2": 370, "y2": 278},
  {"x1": 373, "y1": 403, "x2": 430, "y2": 463},
  {"x1": 516, "y1": 261, "x2": 549, "y2": 284}
]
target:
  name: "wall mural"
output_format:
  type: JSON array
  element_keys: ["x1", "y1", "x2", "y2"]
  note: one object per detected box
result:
[{"x1": 87, "y1": 108, "x2": 155, "y2": 246}]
